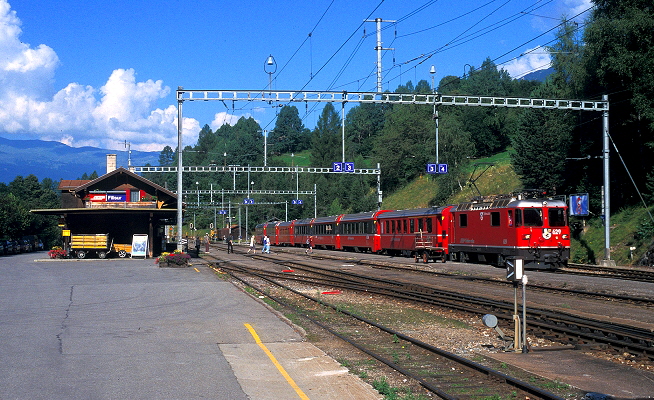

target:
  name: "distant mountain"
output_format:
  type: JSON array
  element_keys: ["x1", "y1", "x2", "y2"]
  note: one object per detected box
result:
[
  {"x1": 0, "y1": 137, "x2": 160, "y2": 184},
  {"x1": 520, "y1": 68, "x2": 554, "y2": 82}
]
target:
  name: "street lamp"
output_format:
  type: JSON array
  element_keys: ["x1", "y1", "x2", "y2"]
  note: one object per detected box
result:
[
  {"x1": 264, "y1": 55, "x2": 277, "y2": 92},
  {"x1": 429, "y1": 65, "x2": 436, "y2": 93},
  {"x1": 430, "y1": 66, "x2": 439, "y2": 166}
]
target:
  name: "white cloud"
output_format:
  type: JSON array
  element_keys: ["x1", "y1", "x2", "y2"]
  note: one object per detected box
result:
[
  {"x1": 0, "y1": 0, "x2": 197, "y2": 152},
  {"x1": 562, "y1": 0, "x2": 593, "y2": 19},
  {"x1": 211, "y1": 112, "x2": 240, "y2": 130},
  {"x1": 499, "y1": 46, "x2": 552, "y2": 79}
]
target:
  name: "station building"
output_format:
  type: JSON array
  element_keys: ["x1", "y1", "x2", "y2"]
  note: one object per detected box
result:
[{"x1": 32, "y1": 155, "x2": 179, "y2": 257}]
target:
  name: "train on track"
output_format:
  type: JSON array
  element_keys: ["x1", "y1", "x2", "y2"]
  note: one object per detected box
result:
[{"x1": 255, "y1": 191, "x2": 570, "y2": 269}]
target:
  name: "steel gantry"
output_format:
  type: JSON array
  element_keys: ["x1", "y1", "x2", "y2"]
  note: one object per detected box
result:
[{"x1": 166, "y1": 88, "x2": 611, "y2": 263}]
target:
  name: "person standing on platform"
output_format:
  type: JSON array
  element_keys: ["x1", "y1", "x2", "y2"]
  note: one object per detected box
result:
[
  {"x1": 227, "y1": 234, "x2": 234, "y2": 254},
  {"x1": 263, "y1": 235, "x2": 270, "y2": 253},
  {"x1": 247, "y1": 235, "x2": 256, "y2": 254},
  {"x1": 204, "y1": 234, "x2": 210, "y2": 253}
]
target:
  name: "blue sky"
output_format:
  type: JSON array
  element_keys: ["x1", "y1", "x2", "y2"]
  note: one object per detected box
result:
[{"x1": 1, "y1": 0, "x2": 591, "y2": 153}]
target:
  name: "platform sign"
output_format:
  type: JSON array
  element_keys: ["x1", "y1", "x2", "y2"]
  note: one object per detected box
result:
[
  {"x1": 131, "y1": 234, "x2": 148, "y2": 258},
  {"x1": 243, "y1": 198, "x2": 255, "y2": 205},
  {"x1": 438, "y1": 164, "x2": 448, "y2": 174},
  {"x1": 344, "y1": 162, "x2": 355, "y2": 172},
  {"x1": 219, "y1": 210, "x2": 227, "y2": 215},
  {"x1": 570, "y1": 193, "x2": 589, "y2": 216},
  {"x1": 426, "y1": 164, "x2": 437, "y2": 174},
  {"x1": 332, "y1": 162, "x2": 343, "y2": 172},
  {"x1": 292, "y1": 199, "x2": 303, "y2": 205}
]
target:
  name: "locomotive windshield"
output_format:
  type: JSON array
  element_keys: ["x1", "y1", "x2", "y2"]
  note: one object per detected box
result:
[
  {"x1": 516, "y1": 208, "x2": 543, "y2": 227},
  {"x1": 548, "y1": 208, "x2": 567, "y2": 227}
]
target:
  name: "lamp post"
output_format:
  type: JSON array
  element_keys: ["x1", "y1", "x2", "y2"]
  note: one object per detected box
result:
[
  {"x1": 430, "y1": 65, "x2": 436, "y2": 92},
  {"x1": 264, "y1": 55, "x2": 277, "y2": 93},
  {"x1": 430, "y1": 66, "x2": 439, "y2": 166}
]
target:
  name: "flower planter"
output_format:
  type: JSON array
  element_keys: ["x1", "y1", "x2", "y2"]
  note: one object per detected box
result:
[
  {"x1": 156, "y1": 252, "x2": 191, "y2": 268},
  {"x1": 158, "y1": 260, "x2": 189, "y2": 268}
]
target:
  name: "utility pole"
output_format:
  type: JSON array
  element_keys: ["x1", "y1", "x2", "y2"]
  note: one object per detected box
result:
[{"x1": 364, "y1": 18, "x2": 395, "y2": 92}]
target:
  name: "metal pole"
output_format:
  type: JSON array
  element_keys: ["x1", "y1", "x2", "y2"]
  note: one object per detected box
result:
[
  {"x1": 377, "y1": 163, "x2": 382, "y2": 210},
  {"x1": 514, "y1": 282, "x2": 520, "y2": 351},
  {"x1": 246, "y1": 166, "x2": 250, "y2": 240},
  {"x1": 285, "y1": 200, "x2": 288, "y2": 222},
  {"x1": 434, "y1": 106, "x2": 439, "y2": 165},
  {"x1": 522, "y1": 275, "x2": 528, "y2": 353},
  {"x1": 314, "y1": 183, "x2": 317, "y2": 218},
  {"x1": 375, "y1": 18, "x2": 382, "y2": 92},
  {"x1": 602, "y1": 94, "x2": 611, "y2": 262},
  {"x1": 264, "y1": 130, "x2": 267, "y2": 167},
  {"x1": 176, "y1": 96, "x2": 184, "y2": 251},
  {"x1": 342, "y1": 101, "x2": 346, "y2": 164}
]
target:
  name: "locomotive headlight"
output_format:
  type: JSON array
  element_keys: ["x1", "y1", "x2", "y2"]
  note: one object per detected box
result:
[
  {"x1": 522, "y1": 234, "x2": 531, "y2": 240},
  {"x1": 562, "y1": 234, "x2": 569, "y2": 239}
]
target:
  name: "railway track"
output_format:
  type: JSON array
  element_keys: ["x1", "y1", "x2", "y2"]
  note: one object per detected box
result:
[
  {"x1": 562, "y1": 263, "x2": 654, "y2": 283},
  {"x1": 213, "y1": 258, "x2": 570, "y2": 399},
  {"x1": 207, "y1": 246, "x2": 654, "y2": 361}
]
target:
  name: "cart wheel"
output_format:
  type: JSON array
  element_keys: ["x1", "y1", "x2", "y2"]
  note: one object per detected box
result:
[
  {"x1": 97, "y1": 251, "x2": 107, "y2": 259},
  {"x1": 118, "y1": 250, "x2": 128, "y2": 258},
  {"x1": 423, "y1": 252, "x2": 429, "y2": 263},
  {"x1": 459, "y1": 251, "x2": 466, "y2": 263},
  {"x1": 76, "y1": 250, "x2": 86, "y2": 259},
  {"x1": 413, "y1": 253, "x2": 419, "y2": 263}
]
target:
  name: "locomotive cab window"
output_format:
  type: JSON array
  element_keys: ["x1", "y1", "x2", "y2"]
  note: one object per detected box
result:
[
  {"x1": 523, "y1": 208, "x2": 543, "y2": 227},
  {"x1": 548, "y1": 208, "x2": 567, "y2": 227},
  {"x1": 491, "y1": 211, "x2": 500, "y2": 227},
  {"x1": 459, "y1": 213, "x2": 468, "y2": 227}
]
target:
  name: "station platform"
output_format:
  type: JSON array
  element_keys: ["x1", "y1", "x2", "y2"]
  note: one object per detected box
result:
[
  {"x1": 488, "y1": 349, "x2": 654, "y2": 399},
  {"x1": 0, "y1": 252, "x2": 381, "y2": 400}
]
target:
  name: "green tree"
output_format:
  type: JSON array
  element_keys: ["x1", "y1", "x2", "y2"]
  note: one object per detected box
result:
[
  {"x1": 269, "y1": 106, "x2": 310, "y2": 154},
  {"x1": 310, "y1": 103, "x2": 341, "y2": 167},
  {"x1": 511, "y1": 82, "x2": 573, "y2": 193},
  {"x1": 582, "y1": 0, "x2": 654, "y2": 207},
  {"x1": 457, "y1": 58, "x2": 513, "y2": 157},
  {"x1": 158, "y1": 145, "x2": 175, "y2": 166}
]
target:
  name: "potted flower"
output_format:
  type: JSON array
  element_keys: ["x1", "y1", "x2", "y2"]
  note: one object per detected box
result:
[
  {"x1": 156, "y1": 250, "x2": 190, "y2": 267},
  {"x1": 48, "y1": 247, "x2": 67, "y2": 259}
]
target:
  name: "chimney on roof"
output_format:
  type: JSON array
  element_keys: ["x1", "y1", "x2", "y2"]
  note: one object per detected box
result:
[{"x1": 106, "y1": 154, "x2": 117, "y2": 174}]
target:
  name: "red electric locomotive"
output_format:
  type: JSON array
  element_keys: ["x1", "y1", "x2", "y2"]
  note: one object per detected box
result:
[{"x1": 448, "y1": 192, "x2": 570, "y2": 269}]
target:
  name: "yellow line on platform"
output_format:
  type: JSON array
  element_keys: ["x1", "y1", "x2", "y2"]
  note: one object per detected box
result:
[
  {"x1": 244, "y1": 323, "x2": 309, "y2": 400},
  {"x1": 194, "y1": 267, "x2": 200, "y2": 272}
]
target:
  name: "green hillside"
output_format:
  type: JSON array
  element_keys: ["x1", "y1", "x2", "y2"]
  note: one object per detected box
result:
[
  {"x1": 381, "y1": 151, "x2": 521, "y2": 209},
  {"x1": 381, "y1": 150, "x2": 654, "y2": 267}
]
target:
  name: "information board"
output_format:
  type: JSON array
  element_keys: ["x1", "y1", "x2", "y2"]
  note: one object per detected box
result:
[{"x1": 131, "y1": 234, "x2": 148, "y2": 258}]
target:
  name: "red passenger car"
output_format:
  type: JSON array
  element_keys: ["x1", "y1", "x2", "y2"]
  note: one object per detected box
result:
[{"x1": 377, "y1": 206, "x2": 451, "y2": 262}]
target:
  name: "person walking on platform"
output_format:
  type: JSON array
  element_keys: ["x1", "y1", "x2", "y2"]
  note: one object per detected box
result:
[
  {"x1": 247, "y1": 235, "x2": 256, "y2": 254},
  {"x1": 263, "y1": 235, "x2": 270, "y2": 253},
  {"x1": 227, "y1": 234, "x2": 234, "y2": 254},
  {"x1": 305, "y1": 236, "x2": 314, "y2": 254}
]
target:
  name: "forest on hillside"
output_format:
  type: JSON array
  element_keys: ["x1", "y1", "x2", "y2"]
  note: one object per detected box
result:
[{"x1": 146, "y1": 0, "x2": 654, "y2": 234}]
